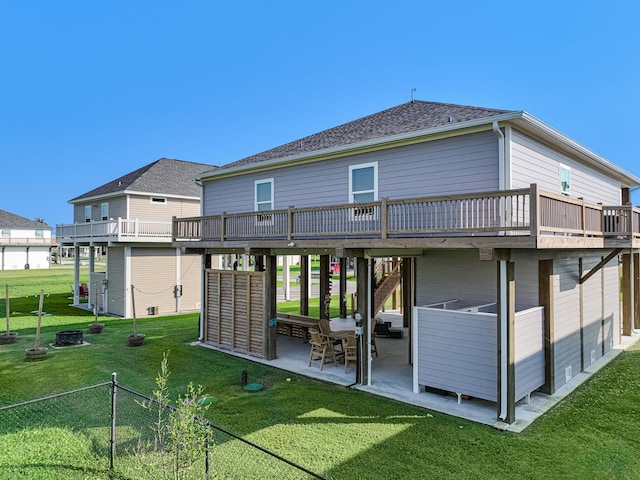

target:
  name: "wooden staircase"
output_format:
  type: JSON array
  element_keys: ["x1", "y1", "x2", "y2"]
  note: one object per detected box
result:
[{"x1": 373, "y1": 259, "x2": 401, "y2": 316}]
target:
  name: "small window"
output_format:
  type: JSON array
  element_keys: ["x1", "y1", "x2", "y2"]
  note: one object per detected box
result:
[
  {"x1": 101, "y1": 202, "x2": 109, "y2": 221},
  {"x1": 255, "y1": 179, "x2": 274, "y2": 224},
  {"x1": 349, "y1": 162, "x2": 378, "y2": 203},
  {"x1": 1, "y1": 229, "x2": 9, "y2": 237},
  {"x1": 35, "y1": 229, "x2": 43, "y2": 238},
  {"x1": 559, "y1": 164, "x2": 571, "y2": 196},
  {"x1": 150, "y1": 197, "x2": 167, "y2": 204},
  {"x1": 349, "y1": 162, "x2": 378, "y2": 218},
  {"x1": 84, "y1": 206, "x2": 91, "y2": 223}
]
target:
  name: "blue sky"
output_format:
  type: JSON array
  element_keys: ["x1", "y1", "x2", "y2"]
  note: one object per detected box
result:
[{"x1": 1, "y1": 1, "x2": 638, "y2": 228}]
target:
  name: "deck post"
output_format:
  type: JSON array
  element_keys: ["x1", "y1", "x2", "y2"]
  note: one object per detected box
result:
[
  {"x1": 622, "y1": 253, "x2": 632, "y2": 335},
  {"x1": 356, "y1": 256, "x2": 369, "y2": 385},
  {"x1": 530, "y1": 183, "x2": 539, "y2": 240},
  {"x1": 539, "y1": 259, "x2": 555, "y2": 394},
  {"x1": 73, "y1": 246, "x2": 80, "y2": 305},
  {"x1": 339, "y1": 257, "x2": 347, "y2": 318},
  {"x1": 497, "y1": 259, "x2": 515, "y2": 424},
  {"x1": 299, "y1": 255, "x2": 309, "y2": 316},
  {"x1": 319, "y1": 255, "x2": 331, "y2": 320},
  {"x1": 264, "y1": 254, "x2": 277, "y2": 360},
  {"x1": 634, "y1": 253, "x2": 639, "y2": 330}
]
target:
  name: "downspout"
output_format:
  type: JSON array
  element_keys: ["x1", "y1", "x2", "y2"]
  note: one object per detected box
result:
[
  {"x1": 493, "y1": 121, "x2": 506, "y2": 190},
  {"x1": 494, "y1": 120, "x2": 510, "y2": 421}
]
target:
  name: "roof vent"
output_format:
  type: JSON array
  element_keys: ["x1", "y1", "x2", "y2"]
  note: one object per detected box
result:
[{"x1": 447, "y1": 116, "x2": 452, "y2": 123}]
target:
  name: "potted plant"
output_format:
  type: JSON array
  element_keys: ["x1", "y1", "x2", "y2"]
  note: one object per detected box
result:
[
  {"x1": 88, "y1": 283, "x2": 104, "y2": 334},
  {"x1": 128, "y1": 284, "x2": 144, "y2": 346},
  {"x1": 25, "y1": 290, "x2": 48, "y2": 361},
  {"x1": 0, "y1": 284, "x2": 18, "y2": 345}
]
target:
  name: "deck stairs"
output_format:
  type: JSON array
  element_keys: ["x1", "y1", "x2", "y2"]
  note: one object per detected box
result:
[{"x1": 373, "y1": 259, "x2": 401, "y2": 315}]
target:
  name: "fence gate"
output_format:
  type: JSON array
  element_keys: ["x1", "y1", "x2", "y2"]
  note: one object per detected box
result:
[{"x1": 204, "y1": 269, "x2": 267, "y2": 358}]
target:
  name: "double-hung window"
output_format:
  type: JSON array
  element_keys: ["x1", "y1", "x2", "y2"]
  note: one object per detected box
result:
[
  {"x1": 559, "y1": 164, "x2": 571, "y2": 196},
  {"x1": 255, "y1": 178, "x2": 274, "y2": 223},
  {"x1": 101, "y1": 203, "x2": 109, "y2": 221},
  {"x1": 349, "y1": 162, "x2": 378, "y2": 218},
  {"x1": 84, "y1": 206, "x2": 91, "y2": 223}
]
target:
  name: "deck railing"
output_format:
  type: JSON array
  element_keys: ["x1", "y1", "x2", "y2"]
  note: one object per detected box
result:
[
  {"x1": 57, "y1": 218, "x2": 173, "y2": 243},
  {"x1": 0, "y1": 237, "x2": 54, "y2": 245},
  {"x1": 172, "y1": 184, "x2": 638, "y2": 243}
]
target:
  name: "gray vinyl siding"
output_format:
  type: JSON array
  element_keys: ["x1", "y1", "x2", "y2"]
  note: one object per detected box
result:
[
  {"x1": 203, "y1": 131, "x2": 499, "y2": 215},
  {"x1": 106, "y1": 247, "x2": 126, "y2": 317},
  {"x1": 514, "y1": 307, "x2": 545, "y2": 401},
  {"x1": 416, "y1": 308, "x2": 498, "y2": 401},
  {"x1": 415, "y1": 250, "x2": 539, "y2": 309},
  {"x1": 582, "y1": 256, "x2": 603, "y2": 366},
  {"x1": 128, "y1": 194, "x2": 200, "y2": 221},
  {"x1": 510, "y1": 129, "x2": 621, "y2": 205},
  {"x1": 415, "y1": 250, "x2": 497, "y2": 307},
  {"x1": 603, "y1": 260, "x2": 620, "y2": 351},
  {"x1": 130, "y1": 247, "x2": 178, "y2": 316},
  {"x1": 552, "y1": 257, "x2": 582, "y2": 390}
]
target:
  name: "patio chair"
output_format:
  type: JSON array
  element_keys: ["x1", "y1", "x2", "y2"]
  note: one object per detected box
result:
[
  {"x1": 343, "y1": 333, "x2": 357, "y2": 373},
  {"x1": 318, "y1": 318, "x2": 348, "y2": 355},
  {"x1": 79, "y1": 283, "x2": 89, "y2": 298},
  {"x1": 308, "y1": 328, "x2": 339, "y2": 370}
]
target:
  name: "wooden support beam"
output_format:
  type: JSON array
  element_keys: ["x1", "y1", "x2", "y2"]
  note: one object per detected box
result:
[
  {"x1": 299, "y1": 255, "x2": 309, "y2": 316},
  {"x1": 580, "y1": 249, "x2": 621, "y2": 284},
  {"x1": 356, "y1": 256, "x2": 369, "y2": 386},
  {"x1": 339, "y1": 257, "x2": 347, "y2": 319},
  {"x1": 635, "y1": 253, "x2": 639, "y2": 330},
  {"x1": 622, "y1": 253, "x2": 632, "y2": 335},
  {"x1": 264, "y1": 255, "x2": 277, "y2": 360},
  {"x1": 539, "y1": 259, "x2": 555, "y2": 394},
  {"x1": 497, "y1": 260, "x2": 516, "y2": 424},
  {"x1": 319, "y1": 255, "x2": 330, "y2": 320}
]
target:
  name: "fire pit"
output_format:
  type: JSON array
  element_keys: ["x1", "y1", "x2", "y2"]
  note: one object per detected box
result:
[{"x1": 55, "y1": 330, "x2": 84, "y2": 346}]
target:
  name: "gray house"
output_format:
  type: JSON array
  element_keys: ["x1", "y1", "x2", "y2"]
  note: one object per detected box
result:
[
  {"x1": 173, "y1": 101, "x2": 640, "y2": 425},
  {"x1": 57, "y1": 158, "x2": 215, "y2": 317}
]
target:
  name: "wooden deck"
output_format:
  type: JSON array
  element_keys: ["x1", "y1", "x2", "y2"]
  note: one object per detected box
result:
[{"x1": 172, "y1": 184, "x2": 640, "y2": 250}]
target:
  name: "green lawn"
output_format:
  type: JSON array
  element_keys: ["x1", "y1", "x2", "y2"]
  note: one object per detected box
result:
[{"x1": 1, "y1": 267, "x2": 640, "y2": 479}]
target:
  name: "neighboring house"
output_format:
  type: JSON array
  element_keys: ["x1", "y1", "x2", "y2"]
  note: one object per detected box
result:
[
  {"x1": 172, "y1": 101, "x2": 640, "y2": 425},
  {"x1": 0, "y1": 209, "x2": 53, "y2": 270},
  {"x1": 57, "y1": 158, "x2": 216, "y2": 318}
]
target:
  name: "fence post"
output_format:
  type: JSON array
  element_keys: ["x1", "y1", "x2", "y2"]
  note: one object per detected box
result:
[{"x1": 110, "y1": 372, "x2": 117, "y2": 471}]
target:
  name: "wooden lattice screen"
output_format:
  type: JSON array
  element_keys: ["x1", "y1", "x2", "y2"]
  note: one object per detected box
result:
[{"x1": 204, "y1": 270, "x2": 266, "y2": 358}]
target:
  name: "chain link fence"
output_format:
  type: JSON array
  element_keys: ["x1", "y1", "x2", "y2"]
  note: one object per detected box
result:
[{"x1": 0, "y1": 376, "x2": 326, "y2": 479}]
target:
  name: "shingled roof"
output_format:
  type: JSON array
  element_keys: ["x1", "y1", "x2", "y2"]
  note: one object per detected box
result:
[
  {"x1": 69, "y1": 158, "x2": 215, "y2": 203},
  {"x1": 218, "y1": 100, "x2": 514, "y2": 170},
  {"x1": 0, "y1": 209, "x2": 51, "y2": 229}
]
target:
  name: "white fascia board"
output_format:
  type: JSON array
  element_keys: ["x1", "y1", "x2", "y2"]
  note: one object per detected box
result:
[
  {"x1": 516, "y1": 113, "x2": 640, "y2": 186},
  {"x1": 197, "y1": 111, "x2": 525, "y2": 181},
  {"x1": 68, "y1": 190, "x2": 199, "y2": 205}
]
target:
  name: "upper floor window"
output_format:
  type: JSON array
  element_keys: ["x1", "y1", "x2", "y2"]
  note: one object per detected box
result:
[
  {"x1": 150, "y1": 197, "x2": 167, "y2": 205},
  {"x1": 559, "y1": 164, "x2": 571, "y2": 196},
  {"x1": 84, "y1": 206, "x2": 91, "y2": 223},
  {"x1": 255, "y1": 179, "x2": 274, "y2": 211},
  {"x1": 1, "y1": 229, "x2": 9, "y2": 237},
  {"x1": 101, "y1": 202, "x2": 109, "y2": 221},
  {"x1": 35, "y1": 229, "x2": 43, "y2": 238},
  {"x1": 349, "y1": 162, "x2": 378, "y2": 204},
  {"x1": 255, "y1": 178, "x2": 274, "y2": 224}
]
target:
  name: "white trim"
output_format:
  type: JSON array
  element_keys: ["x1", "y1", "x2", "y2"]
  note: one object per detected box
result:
[
  {"x1": 254, "y1": 178, "x2": 274, "y2": 211},
  {"x1": 349, "y1": 161, "x2": 378, "y2": 203},
  {"x1": 125, "y1": 246, "x2": 132, "y2": 318},
  {"x1": 150, "y1": 197, "x2": 167, "y2": 205},
  {"x1": 412, "y1": 306, "x2": 419, "y2": 393},
  {"x1": 559, "y1": 163, "x2": 571, "y2": 196}
]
